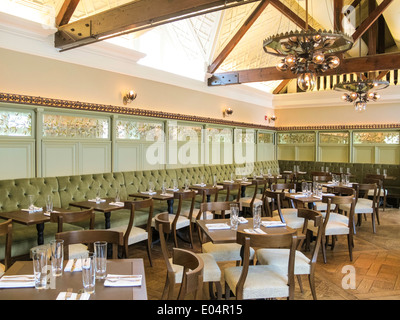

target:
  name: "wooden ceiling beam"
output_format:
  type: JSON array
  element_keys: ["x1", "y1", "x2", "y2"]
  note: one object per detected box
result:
[
  {"x1": 208, "y1": 52, "x2": 400, "y2": 85},
  {"x1": 352, "y1": 0, "x2": 393, "y2": 42},
  {"x1": 268, "y1": 0, "x2": 314, "y2": 31},
  {"x1": 208, "y1": 0, "x2": 270, "y2": 74},
  {"x1": 55, "y1": 0, "x2": 261, "y2": 51},
  {"x1": 56, "y1": 0, "x2": 80, "y2": 26}
]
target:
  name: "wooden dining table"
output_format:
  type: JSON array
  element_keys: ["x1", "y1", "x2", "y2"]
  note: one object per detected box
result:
[
  {"x1": 197, "y1": 217, "x2": 295, "y2": 244},
  {"x1": 0, "y1": 207, "x2": 71, "y2": 245},
  {"x1": 129, "y1": 190, "x2": 176, "y2": 213},
  {"x1": 69, "y1": 198, "x2": 125, "y2": 229},
  {"x1": 0, "y1": 258, "x2": 147, "y2": 300}
]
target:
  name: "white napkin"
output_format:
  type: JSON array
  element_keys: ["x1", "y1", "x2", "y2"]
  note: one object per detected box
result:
[
  {"x1": 64, "y1": 259, "x2": 82, "y2": 272},
  {"x1": 216, "y1": 185, "x2": 223, "y2": 189},
  {"x1": 283, "y1": 171, "x2": 292, "y2": 173},
  {"x1": 244, "y1": 228, "x2": 266, "y2": 234},
  {"x1": 167, "y1": 188, "x2": 179, "y2": 192},
  {"x1": 88, "y1": 199, "x2": 106, "y2": 202},
  {"x1": 193, "y1": 183, "x2": 206, "y2": 187},
  {"x1": 0, "y1": 275, "x2": 35, "y2": 288},
  {"x1": 43, "y1": 210, "x2": 60, "y2": 217},
  {"x1": 21, "y1": 206, "x2": 43, "y2": 213},
  {"x1": 223, "y1": 180, "x2": 234, "y2": 183},
  {"x1": 322, "y1": 193, "x2": 335, "y2": 196},
  {"x1": 293, "y1": 194, "x2": 307, "y2": 198},
  {"x1": 160, "y1": 193, "x2": 174, "y2": 197},
  {"x1": 238, "y1": 217, "x2": 248, "y2": 224},
  {"x1": 206, "y1": 223, "x2": 231, "y2": 230},
  {"x1": 104, "y1": 275, "x2": 142, "y2": 287},
  {"x1": 56, "y1": 292, "x2": 91, "y2": 300},
  {"x1": 261, "y1": 221, "x2": 287, "y2": 228},
  {"x1": 141, "y1": 191, "x2": 156, "y2": 195},
  {"x1": 109, "y1": 201, "x2": 124, "y2": 207}
]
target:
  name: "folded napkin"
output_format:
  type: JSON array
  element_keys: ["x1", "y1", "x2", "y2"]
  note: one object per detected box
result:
[
  {"x1": 216, "y1": 185, "x2": 223, "y2": 189},
  {"x1": 322, "y1": 193, "x2": 335, "y2": 197},
  {"x1": 193, "y1": 183, "x2": 206, "y2": 187},
  {"x1": 0, "y1": 275, "x2": 35, "y2": 288},
  {"x1": 244, "y1": 228, "x2": 266, "y2": 234},
  {"x1": 240, "y1": 181, "x2": 252, "y2": 185},
  {"x1": 21, "y1": 206, "x2": 43, "y2": 213},
  {"x1": 223, "y1": 180, "x2": 235, "y2": 183},
  {"x1": 43, "y1": 210, "x2": 60, "y2": 217},
  {"x1": 88, "y1": 199, "x2": 106, "y2": 202},
  {"x1": 261, "y1": 221, "x2": 287, "y2": 228},
  {"x1": 238, "y1": 217, "x2": 248, "y2": 224},
  {"x1": 206, "y1": 223, "x2": 231, "y2": 230},
  {"x1": 104, "y1": 275, "x2": 142, "y2": 287},
  {"x1": 64, "y1": 259, "x2": 82, "y2": 272},
  {"x1": 109, "y1": 201, "x2": 124, "y2": 207},
  {"x1": 292, "y1": 194, "x2": 308, "y2": 198},
  {"x1": 141, "y1": 191, "x2": 157, "y2": 195},
  {"x1": 56, "y1": 291, "x2": 91, "y2": 300},
  {"x1": 283, "y1": 171, "x2": 292, "y2": 173},
  {"x1": 160, "y1": 193, "x2": 174, "y2": 197},
  {"x1": 167, "y1": 188, "x2": 179, "y2": 192}
]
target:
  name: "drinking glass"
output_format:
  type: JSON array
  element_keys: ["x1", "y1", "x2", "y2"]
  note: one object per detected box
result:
[
  {"x1": 95, "y1": 189, "x2": 101, "y2": 204},
  {"x1": 173, "y1": 179, "x2": 178, "y2": 190},
  {"x1": 325, "y1": 167, "x2": 329, "y2": 173},
  {"x1": 307, "y1": 183, "x2": 312, "y2": 196},
  {"x1": 94, "y1": 241, "x2": 107, "y2": 280},
  {"x1": 347, "y1": 167, "x2": 351, "y2": 174},
  {"x1": 32, "y1": 247, "x2": 48, "y2": 290},
  {"x1": 301, "y1": 181, "x2": 308, "y2": 194},
  {"x1": 340, "y1": 167, "x2": 343, "y2": 174},
  {"x1": 200, "y1": 175, "x2": 205, "y2": 185},
  {"x1": 45, "y1": 195, "x2": 53, "y2": 214},
  {"x1": 213, "y1": 175, "x2": 217, "y2": 187},
  {"x1": 50, "y1": 239, "x2": 64, "y2": 277},
  {"x1": 115, "y1": 189, "x2": 120, "y2": 203},
  {"x1": 383, "y1": 169, "x2": 387, "y2": 178},
  {"x1": 230, "y1": 203, "x2": 239, "y2": 230},
  {"x1": 253, "y1": 205, "x2": 261, "y2": 229},
  {"x1": 376, "y1": 168, "x2": 380, "y2": 175},
  {"x1": 230, "y1": 173, "x2": 235, "y2": 182},
  {"x1": 161, "y1": 181, "x2": 166, "y2": 194},
  {"x1": 81, "y1": 253, "x2": 96, "y2": 294},
  {"x1": 148, "y1": 181, "x2": 154, "y2": 193},
  {"x1": 184, "y1": 179, "x2": 190, "y2": 191},
  {"x1": 28, "y1": 195, "x2": 35, "y2": 213},
  {"x1": 267, "y1": 169, "x2": 271, "y2": 177}
]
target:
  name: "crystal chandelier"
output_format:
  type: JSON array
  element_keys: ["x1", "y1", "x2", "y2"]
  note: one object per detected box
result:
[
  {"x1": 263, "y1": 1, "x2": 354, "y2": 91},
  {"x1": 334, "y1": 78, "x2": 389, "y2": 111}
]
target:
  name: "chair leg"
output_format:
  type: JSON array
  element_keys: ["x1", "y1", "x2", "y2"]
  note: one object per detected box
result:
[
  {"x1": 147, "y1": 238, "x2": 153, "y2": 267},
  {"x1": 371, "y1": 210, "x2": 376, "y2": 234},
  {"x1": 162, "y1": 275, "x2": 170, "y2": 300},
  {"x1": 225, "y1": 282, "x2": 231, "y2": 300},
  {"x1": 296, "y1": 275, "x2": 304, "y2": 293},
  {"x1": 376, "y1": 208, "x2": 380, "y2": 225},
  {"x1": 347, "y1": 234, "x2": 353, "y2": 261},
  {"x1": 321, "y1": 236, "x2": 327, "y2": 264},
  {"x1": 308, "y1": 273, "x2": 317, "y2": 300}
]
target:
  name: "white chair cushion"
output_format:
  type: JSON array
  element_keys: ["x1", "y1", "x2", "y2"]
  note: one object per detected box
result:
[
  {"x1": 202, "y1": 242, "x2": 255, "y2": 262},
  {"x1": 314, "y1": 202, "x2": 327, "y2": 211},
  {"x1": 151, "y1": 213, "x2": 190, "y2": 229},
  {"x1": 239, "y1": 197, "x2": 263, "y2": 208},
  {"x1": 272, "y1": 208, "x2": 304, "y2": 229},
  {"x1": 224, "y1": 265, "x2": 289, "y2": 299},
  {"x1": 181, "y1": 209, "x2": 213, "y2": 222},
  {"x1": 368, "y1": 189, "x2": 387, "y2": 196},
  {"x1": 0, "y1": 263, "x2": 5, "y2": 277},
  {"x1": 309, "y1": 219, "x2": 349, "y2": 236},
  {"x1": 323, "y1": 212, "x2": 349, "y2": 224},
  {"x1": 170, "y1": 252, "x2": 221, "y2": 283},
  {"x1": 256, "y1": 249, "x2": 311, "y2": 275},
  {"x1": 340, "y1": 201, "x2": 373, "y2": 214},
  {"x1": 68, "y1": 244, "x2": 89, "y2": 260},
  {"x1": 108, "y1": 225, "x2": 148, "y2": 245}
]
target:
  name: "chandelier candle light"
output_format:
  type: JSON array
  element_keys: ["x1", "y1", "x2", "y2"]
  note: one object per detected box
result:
[{"x1": 263, "y1": 0, "x2": 354, "y2": 91}]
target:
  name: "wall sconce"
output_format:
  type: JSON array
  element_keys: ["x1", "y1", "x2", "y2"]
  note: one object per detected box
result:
[
  {"x1": 123, "y1": 90, "x2": 137, "y2": 105},
  {"x1": 223, "y1": 107, "x2": 233, "y2": 118},
  {"x1": 266, "y1": 115, "x2": 276, "y2": 124}
]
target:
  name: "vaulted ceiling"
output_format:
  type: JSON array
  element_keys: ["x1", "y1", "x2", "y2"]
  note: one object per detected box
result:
[{"x1": 7, "y1": 0, "x2": 400, "y2": 94}]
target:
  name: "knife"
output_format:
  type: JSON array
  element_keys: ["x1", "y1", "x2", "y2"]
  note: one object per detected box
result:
[{"x1": 70, "y1": 259, "x2": 77, "y2": 272}]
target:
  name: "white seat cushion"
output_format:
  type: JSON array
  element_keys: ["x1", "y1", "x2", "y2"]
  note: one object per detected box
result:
[
  {"x1": 224, "y1": 265, "x2": 289, "y2": 299},
  {"x1": 368, "y1": 189, "x2": 387, "y2": 196},
  {"x1": 170, "y1": 252, "x2": 221, "y2": 283},
  {"x1": 256, "y1": 249, "x2": 311, "y2": 275},
  {"x1": 239, "y1": 197, "x2": 263, "y2": 208},
  {"x1": 151, "y1": 213, "x2": 190, "y2": 229},
  {"x1": 323, "y1": 212, "x2": 349, "y2": 224},
  {"x1": 309, "y1": 219, "x2": 349, "y2": 236},
  {"x1": 181, "y1": 209, "x2": 213, "y2": 222},
  {"x1": 272, "y1": 208, "x2": 304, "y2": 229},
  {"x1": 109, "y1": 225, "x2": 148, "y2": 245},
  {"x1": 314, "y1": 202, "x2": 327, "y2": 211},
  {"x1": 68, "y1": 244, "x2": 89, "y2": 260},
  {"x1": 0, "y1": 263, "x2": 5, "y2": 277},
  {"x1": 202, "y1": 242, "x2": 255, "y2": 262},
  {"x1": 340, "y1": 200, "x2": 373, "y2": 214}
]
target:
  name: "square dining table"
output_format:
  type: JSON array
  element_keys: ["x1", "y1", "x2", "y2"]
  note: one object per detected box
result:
[{"x1": 0, "y1": 258, "x2": 147, "y2": 300}]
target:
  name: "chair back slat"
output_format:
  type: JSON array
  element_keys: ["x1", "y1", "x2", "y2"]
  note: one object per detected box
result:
[{"x1": 0, "y1": 219, "x2": 12, "y2": 270}]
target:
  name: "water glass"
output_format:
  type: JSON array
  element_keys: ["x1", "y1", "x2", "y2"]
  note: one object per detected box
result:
[
  {"x1": 161, "y1": 181, "x2": 166, "y2": 194},
  {"x1": 383, "y1": 169, "x2": 387, "y2": 178},
  {"x1": 376, "y1": 168, "x2": 380, "y2": 175},
  {"x1": 46, "y1": 195, "x2": 53, "y2": 213},
  {"x1": 32, "y1": 247, "x2": 48, "y2": 290},
  {"x1": 115, "y1": 189, "x2": 120, "y2": 202},
  {"x1": 50, "y1": 239, "x2": 64, "y2": 277},
  {"x1": 81, "y1": 253, "x2": 96, "y2": 294},
  {"x1": 301, "y1": 181, "x2": 308, "y2": 194},
  {"x1": 347, "y1": 167, "x2": 351, "y2": 174},
  {"x1": 28, "y1": 195, "x2": 35, "y2": 213},
  {"x1": 148, "y1": 181, "x2": 154, "y2": 193},
  {"x1": 253, "y1": 206, "x2": 261, "y2": 229},
  {"x1": 173, "y1": 179, "x2": 178, "y2": 190},
  {"x1": 200, "y1": 175, "x2": 205, "y2": 185},
  {"x1": 230, "y1": 203, "x2": 239, "y2": 230},
  {"x1": 307, "y1": 183, "x2": 312, "y2": 196},
  {"x1": 325, "y1": 167, "x2": 329, "y2": 173},
  {"x1": 230, "y1": 173, "x2": 235, "y2": 182},
  {"x1": 184, "y1": 179, "x2": 190, "y2": 191},
  {"x1": 94, "y1": 241, "x2": 107, "y2": 280},
  {"x1": 213, "y1": 175, "x2": 217, "y2": 187},
  {"x1": 95, "y1": 189, "x2": 101, "y2": 204}
]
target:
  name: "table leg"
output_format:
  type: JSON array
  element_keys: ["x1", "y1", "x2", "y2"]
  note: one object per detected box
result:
[
  {"x1": 104, "y1": 212, "x2": 111, "y2": 229},
  {"x1": 167, "y1": 199, "x2": 174, "y2": 214},
  {"x1": 36, "y1": 223, "x2": 45, "y2": 245}
]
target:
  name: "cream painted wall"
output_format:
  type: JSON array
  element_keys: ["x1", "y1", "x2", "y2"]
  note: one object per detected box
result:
[{"x1": 0, "y1": 47, "x2": 272, "y2": 126}]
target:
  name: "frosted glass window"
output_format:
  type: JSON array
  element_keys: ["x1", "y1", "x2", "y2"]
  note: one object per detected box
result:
[
  {"x1": 116, "y1": 120, "x2": 164, "y2": 141},
  {"x1": 0, "y1": 110, "x2": 32, "y2": 137}
]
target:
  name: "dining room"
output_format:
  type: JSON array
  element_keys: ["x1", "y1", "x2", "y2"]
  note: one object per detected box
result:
[{"x1": 0, "y1": 0, "x2": 400, "y2": 306}]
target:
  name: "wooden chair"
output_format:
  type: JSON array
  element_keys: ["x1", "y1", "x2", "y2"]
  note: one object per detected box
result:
[
  {"x1": 365, "y1": 174, "x2": 388, "y2": 210},
  {"x1": 55, "y1": 229, "x2": 123, "y2": 259},
  {"x1": 219, "y1": 182, "x2": 241, "y2": 203},
  {"x1": 239, "y1": 179, "x2": 267, "y2": 217},
  {"x1": 271, "y1": 183, "x2": 296, "y2": 208},
  {"x1": 182, "y1": 187, "x2": 218, "y2": 222},
  {"x1": 152, "y1": 190, "x2": 195, "y2": 248},
  {"x1": 256, "y1": 208, "x2": 323, "y2": 299},
  {"x1": 0, "y1": 219, "x2": 12, "y2": 276},
  {"x1": 199, "y1": 201, "x2": 255, "y2": 264},
  {"x1": 224, "y1": 229, "x2": 298, "y2": 300},
  {"x1": 108, "y1": 199, "x2": 153, "y2": 265},
  {"x1": 310, "y1": 195, "x2": 356, "y2": 263},
  {"x1": 264, "y1": 190, "x2": 304, "y2": 229},
  {"x1": 155, "y1": 213, "x2": 221, "y2": 300},
  {"x1": 47, "y1": 208, "x2": 95, "y2": 259},
  {"x1": 341, "y1": 183, "x2": 379, "y2": 233}
]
